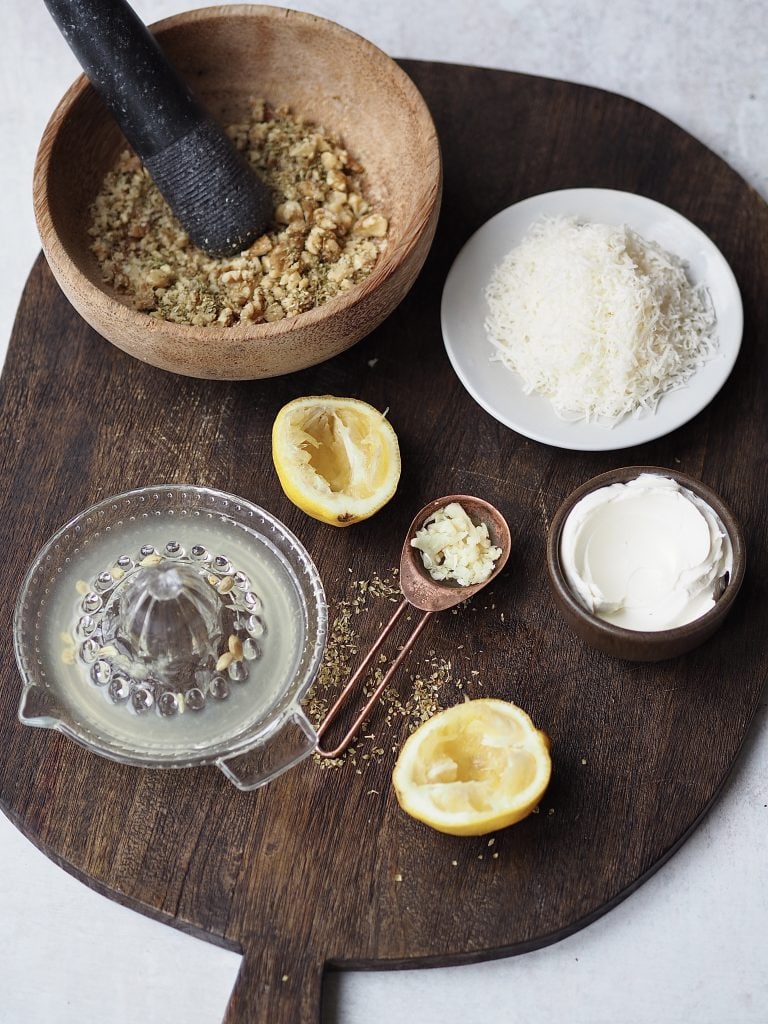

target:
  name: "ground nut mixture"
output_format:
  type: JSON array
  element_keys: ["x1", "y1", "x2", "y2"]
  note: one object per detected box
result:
[{"x1": 88, "y1": 99, "x2": 388, "y2": 326}]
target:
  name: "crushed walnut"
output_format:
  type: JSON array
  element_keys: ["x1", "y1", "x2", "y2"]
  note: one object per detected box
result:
[{"x1": 88, "y1": 98, "x2": 388, "y2": 326}]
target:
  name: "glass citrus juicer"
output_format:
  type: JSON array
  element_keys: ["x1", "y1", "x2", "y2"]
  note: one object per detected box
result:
[
  {"x1": 13, "y1": 486, "x2": 327, "y2": 790},
  {"x1": 14, "y1": 486, "x2": 510, "y2": 789}
]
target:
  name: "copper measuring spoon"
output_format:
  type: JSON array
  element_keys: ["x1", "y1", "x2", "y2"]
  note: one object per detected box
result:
[{"x1": 316, "y1": 495, "x2": 512, "y2": 758}]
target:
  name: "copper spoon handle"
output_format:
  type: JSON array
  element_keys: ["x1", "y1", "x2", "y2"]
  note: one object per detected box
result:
[{"x1": 316, "y1": 599, "x2": 433, "y2": 759}]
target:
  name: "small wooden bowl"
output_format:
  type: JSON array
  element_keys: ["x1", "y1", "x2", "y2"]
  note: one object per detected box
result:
[
  {"x1": 546, "y1": 466, "x2": 746, "y2": 661},
  {"x1": 33, "y1": 5, "x2": 442, "y2": 379}
]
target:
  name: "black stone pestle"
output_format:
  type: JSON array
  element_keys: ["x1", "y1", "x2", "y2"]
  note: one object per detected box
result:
[{"x1": 43, "y1": 0, "x2": 272, "y2": 257}]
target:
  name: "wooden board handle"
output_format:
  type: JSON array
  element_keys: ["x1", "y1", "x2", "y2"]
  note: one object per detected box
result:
[{"x1": 224, "y1": 944, "x2": 325, "y2": 1024}]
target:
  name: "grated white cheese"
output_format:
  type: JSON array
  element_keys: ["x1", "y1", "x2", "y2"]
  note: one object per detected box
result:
[
  {"x1": 411, "y1": 502, "x2": 502, "y2": 586},
  {"x1": 484, "y1": 216, "x2": 717, "y2": 425}
]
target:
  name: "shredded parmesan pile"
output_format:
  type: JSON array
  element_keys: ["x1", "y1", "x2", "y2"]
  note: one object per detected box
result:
[
  {"x1": 411, "y1": 503, "x2": 501, "y2": 586},
  {"x1": 484, "y1": 216, "x2": 717, "y2": 424}
]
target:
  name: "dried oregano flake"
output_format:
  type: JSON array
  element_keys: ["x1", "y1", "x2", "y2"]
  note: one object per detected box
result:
[{"x1": 304, "y1": 569, "x2": 481, "y2": 769}]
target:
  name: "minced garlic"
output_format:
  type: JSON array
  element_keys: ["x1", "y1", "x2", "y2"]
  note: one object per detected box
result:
[{"x1": 411, "y1": 503, "x2": 501, "y2": 586}]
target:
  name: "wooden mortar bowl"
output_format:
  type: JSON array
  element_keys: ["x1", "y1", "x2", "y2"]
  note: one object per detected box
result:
[{"x1": 33, "y1": 4, "x2": 442, "y2": 379}]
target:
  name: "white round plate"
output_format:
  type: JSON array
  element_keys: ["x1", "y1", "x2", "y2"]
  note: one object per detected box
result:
[{"x1": 440, "y1": 188, "x2": 743, "y2": 451}]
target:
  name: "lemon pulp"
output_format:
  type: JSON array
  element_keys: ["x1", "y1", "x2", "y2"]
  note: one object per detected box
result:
[
  {"x1": 272, "y1": 396, "x2": 400, "y2": 526},
  {"x1": 392, "y1": 698, "x2": 551, "y2": 836}
]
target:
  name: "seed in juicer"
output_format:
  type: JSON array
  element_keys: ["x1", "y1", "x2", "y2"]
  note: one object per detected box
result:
[
  {"x1": 140, "y1": 553, "x2": 164, "y2": 567},
  {"x1": 216, "y1": 652, "x2": 234, "y2": 673}
]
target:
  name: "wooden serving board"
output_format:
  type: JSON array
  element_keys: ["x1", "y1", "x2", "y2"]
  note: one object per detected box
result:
[{"x1": 1, "y1": 61, "x2": 767, "y2": 1023}]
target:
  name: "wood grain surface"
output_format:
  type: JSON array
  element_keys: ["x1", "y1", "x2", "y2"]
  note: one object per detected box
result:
[{"x1": 2, "y1": 61, "x2": 767, "y2": 1024}]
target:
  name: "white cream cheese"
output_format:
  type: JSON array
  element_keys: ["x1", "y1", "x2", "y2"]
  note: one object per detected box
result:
[{"x1": 560, "y1": 473, "x2": 732, "y2": 631}]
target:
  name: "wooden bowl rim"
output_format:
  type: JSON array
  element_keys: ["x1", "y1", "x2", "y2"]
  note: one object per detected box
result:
[
  {"x1": 546, "y1": 464, "x2": 746, "y2": 648},
  {"x1": 32, "y1": 3, "x2": 442, "y2": 347}
]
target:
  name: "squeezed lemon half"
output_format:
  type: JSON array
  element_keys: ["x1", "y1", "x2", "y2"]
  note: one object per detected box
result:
[
  {"x1": 392, "y1": 698, "x2": 552, "y2": 836},
  {"x1": 272, "y1": 396, "x2": 401, "y2": 527}
]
